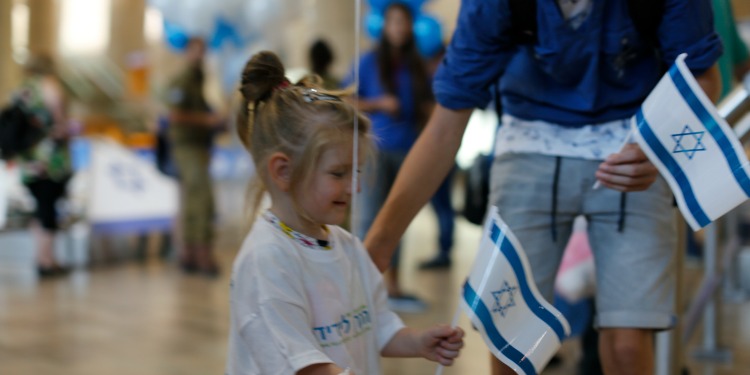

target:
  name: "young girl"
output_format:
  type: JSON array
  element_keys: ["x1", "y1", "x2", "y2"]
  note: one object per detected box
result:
[{"x1": 225, "y1": 51, "x2": 464, "y2": 375}]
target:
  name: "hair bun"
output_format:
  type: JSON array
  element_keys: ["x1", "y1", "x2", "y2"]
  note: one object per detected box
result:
[{"x1": 239, "y1": 51, "x2": 287, "y2": 103}]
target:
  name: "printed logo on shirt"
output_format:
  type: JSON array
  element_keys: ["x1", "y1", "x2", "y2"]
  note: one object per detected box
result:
[{"x1": 312, "y1": 305, "x2": 372, "y2": 348}]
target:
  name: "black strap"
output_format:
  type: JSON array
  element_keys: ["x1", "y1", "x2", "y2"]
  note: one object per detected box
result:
[
  {"x1": 508, "y1": 0, "x2": 537, "y2": 45},
  {"x1": 508, "y1": 0, "x2": 665, "y2": 47}
]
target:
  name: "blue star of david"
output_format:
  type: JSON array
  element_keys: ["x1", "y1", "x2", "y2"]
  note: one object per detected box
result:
[
  {"x1": 491, "y1": 281, "x2": 518, "y2": 318},
  {"x1": 672, "y1": 125, "x2": 706, "y2": 160},
  {"x1": 110, "y1": 163, "x2": 144, "y2": 192}
]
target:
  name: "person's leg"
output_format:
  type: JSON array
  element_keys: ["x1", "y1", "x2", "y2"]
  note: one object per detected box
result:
[
  {"x1": 171, "y1": 144, "x2": 200, "y2": 271},
  {"x1": 599, "y1": 328, "x2": 654, "y2": 375},
  {"x1": 381, "y1": 151, "x2": 407, "y2": 296},
  {"x1": 584, "y1": 164, "x2": 677, "y2": 375},
  {"x1": 191, "y1": 145, "x2": 218, "y2": 275},
  {"x1": 487, "y1": 153, "x2": 581, "y2": 374},
  {"x1": 26, "y1": 178, "x2": 67, "y2": 275},
  {"x1": 580, "y1": 298, "x2": 604, "y2": 375},
  {"x1": 421, "y1": 167, "x2": 455, "y2": 269}
]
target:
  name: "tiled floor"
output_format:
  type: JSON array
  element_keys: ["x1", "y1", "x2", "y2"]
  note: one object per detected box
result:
[{"x1": 1, "y1": 198, "x2": 749, "y2": 374}]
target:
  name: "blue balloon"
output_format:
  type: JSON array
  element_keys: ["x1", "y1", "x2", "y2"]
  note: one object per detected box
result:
[
  {"x1": 369, "y1": 0, "x2": 428, "y2": 13},
  {"x1": 209, "y1": 17, "x2": 244, "y2": 50},
  {"x1": 163, "y1": 20, "x2": 190, "y2": 51},
  {"x1": 414, "y1": 14, "x2": 443, "y2": 58},
  {"x1": 366, "y1": 12, "x2": 385, "y2": 39},
  {"x1": 368, "y1": 0, "x2": 393, "y2": 13}
]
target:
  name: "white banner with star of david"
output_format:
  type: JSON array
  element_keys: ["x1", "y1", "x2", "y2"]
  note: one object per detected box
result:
[
  {"x1": 632, "y1": 53, "x2": 750, "y2": 231},
  {"x1": 460, "y1": 206, "x2": 571, "y2": 375}
]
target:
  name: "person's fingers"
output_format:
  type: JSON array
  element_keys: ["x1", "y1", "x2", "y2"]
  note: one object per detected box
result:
[
  {"x1": 595, "y1": 170, "x2": 656, "y2": 187},
  {"x1": 440, "y1": 339, "x2": 464, "y2": 351},
  {"x1": 435, "y1": 346, "x2": 460, "y2": 360},
  {"x1": 598, "y1": 160, "x2": 657, "y2": 178},
  {"x1": 604, "y1": 143, "x2": 649, "y2": 165}
]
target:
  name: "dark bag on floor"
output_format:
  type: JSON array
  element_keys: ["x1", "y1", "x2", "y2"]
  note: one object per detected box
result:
[
  {"x1": 463, "y1": 153, "x2": 492, "y2": 225},
  {"x1": 0, "y1": 102, "x2": 45, "y2": 160}
]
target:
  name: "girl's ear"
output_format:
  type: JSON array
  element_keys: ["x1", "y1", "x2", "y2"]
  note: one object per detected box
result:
[{"x1": 268, "y1": 152, "x2": 292, "y2": 192}]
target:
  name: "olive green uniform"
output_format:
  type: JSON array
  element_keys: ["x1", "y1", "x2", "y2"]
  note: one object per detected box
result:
[{"x1": 167, "y1": 67, "x2": 215, "y2": 247}]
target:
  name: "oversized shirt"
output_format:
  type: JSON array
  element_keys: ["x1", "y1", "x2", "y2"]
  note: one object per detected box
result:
[
  {"x1": 344, "y1": 51, "x2": 420, "y2": 152},
  {"x1": 225, "y1": 212, "x2": 404, "y2": 375},
  {"x1": 434, "y1": 0, "x2": 723, "y2": 126}
]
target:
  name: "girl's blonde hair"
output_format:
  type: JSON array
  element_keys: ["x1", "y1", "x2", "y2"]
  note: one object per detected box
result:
[{"x1": 237, "y1": 51, "x2": 373, "y2": 226}]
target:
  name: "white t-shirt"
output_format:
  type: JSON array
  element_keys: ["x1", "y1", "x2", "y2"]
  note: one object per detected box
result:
[
  {"x1": 493, "y1": 1, "x2": 631, "y2": 161},
  {"x1": 495, "y1": 114, "x2": 631, "y2": 160},
  {"x1": 225, "y1": 212, "x2": 405, "y2": 375}
]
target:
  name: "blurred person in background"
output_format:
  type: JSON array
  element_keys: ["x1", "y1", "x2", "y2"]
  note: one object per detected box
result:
[
  {"x1": 309, "y1": 39, "x2": 341, "y2": 90},
  {"x1": 419, "y1": 44, "x2": 456, "y2": 271},
  {"x1": 12, "y1": 55, "x2": 72, "y2": 278},
  {"x1": 714, "y1": 0, "x2": 750, "y2": 99},
  {"x1": 166, "y1": 38, "x2": 223, "y2": 277},
  {"x1": 345, "y1": 2, "x2": 435, "y2": 312}
]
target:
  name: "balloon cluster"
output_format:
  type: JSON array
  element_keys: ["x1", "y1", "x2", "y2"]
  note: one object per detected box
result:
[
  {"x1": 150, "y1": 0, "x2": 294, "y2": 52},
  {"x1": 365, "y1": 0, "x2": 443, "y2": 58}
]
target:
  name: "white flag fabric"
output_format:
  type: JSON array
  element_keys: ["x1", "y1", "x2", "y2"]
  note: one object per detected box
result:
[
  {"x1": 85, "y1": 138, "x2": 178, "y2": 233},
  {"x1": 461, "y1": 206, "x2": 571, "y2": 375},
  {"x1": 632, "y1": 53, "x2": 750, "y2": 231}
]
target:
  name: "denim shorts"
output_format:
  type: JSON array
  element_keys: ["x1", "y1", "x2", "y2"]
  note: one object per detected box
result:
[{"x1": 489, "y1": 153, "x2": 678, "y2": 329}]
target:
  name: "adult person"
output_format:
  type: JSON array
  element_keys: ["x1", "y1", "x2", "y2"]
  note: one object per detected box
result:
[
  {"x1": 309, "y1": 39, "x2": 341, "y2": 90},
  {"x1": 345, "y1": 2, "x2": 434, "y2": 312},
  {"x1": 166, "y1": 38, "x2": 223, "y2": 277},
  {"x1": 363, "y1": 0, "x2": 722, "y2": 374},
  {"x1": 12, "y1": 55, "x2": 72, "y2": 278},
  {"x1": 714, "y1": 0, "x2": 750, "y2": 99}
]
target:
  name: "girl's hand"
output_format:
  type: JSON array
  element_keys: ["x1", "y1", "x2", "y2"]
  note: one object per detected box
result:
[
  {"x1": 419, "y1": 325, "x2": 464, "y2": 366},
  {"x1": 378, "y1": 95, "x2": 400, "y2": 116}
]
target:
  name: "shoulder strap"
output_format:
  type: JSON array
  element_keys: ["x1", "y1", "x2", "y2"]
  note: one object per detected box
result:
[
  {"x1": 508, "y1": 0, "x2": 665, "y2": 46},
  {"x1": 508, "y1": 0, "x2": 537, "y2": 45},
  {"x1": 626, "y1": 0, "x2": 665, "y2": 47}
]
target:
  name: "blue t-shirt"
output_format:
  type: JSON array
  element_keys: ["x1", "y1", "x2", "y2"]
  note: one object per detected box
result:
[
  {"x1": 344, "y1": 51, "x2": 419, "y2": 152},
  {"x1": 434, "y1": 0, "x2": 723, "y2": 126}
]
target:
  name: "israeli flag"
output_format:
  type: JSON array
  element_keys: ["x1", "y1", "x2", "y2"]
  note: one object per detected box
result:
[
  {"x1": 461, "y1": 206, "x2": 571, "y2": 375},
  {"x1": 83, "y1": 138, "x2": 178, "y2": 233},
  {"x1": 633, "y1": 53, "x2": 750, "y2": 231}
]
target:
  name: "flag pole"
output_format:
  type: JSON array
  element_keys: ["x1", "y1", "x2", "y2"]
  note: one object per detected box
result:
[{"x1": 434, "y1": 305, "x2": 463, "y2": 375}]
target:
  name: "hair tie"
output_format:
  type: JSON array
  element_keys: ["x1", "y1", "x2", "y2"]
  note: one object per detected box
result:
[
  {"x1": 275, "y1": 80, "x2": 290, "y2": 90},
  {"x1": 302, "y1": 88, "x2": 341, "y2": 103}
]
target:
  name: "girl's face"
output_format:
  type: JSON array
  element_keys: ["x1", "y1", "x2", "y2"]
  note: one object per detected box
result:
[
  {"x1": 383, "y1": 6, "x2": 413, "y2": 49},
  {"x1": 295, "y1": 138, "x2": 362, "y2": 228}
]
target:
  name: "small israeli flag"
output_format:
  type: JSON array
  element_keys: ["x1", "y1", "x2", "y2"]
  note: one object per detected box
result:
[
  {"x1": 461, "y1": 206, "x2": 571, "y2": 375},
  {"x1": 633, "y1": 53, "x2": 750, "y2": 231}
]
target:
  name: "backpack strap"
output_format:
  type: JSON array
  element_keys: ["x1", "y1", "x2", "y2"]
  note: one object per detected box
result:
[
  {"x1": 626, "y1": 0, "x2": 665, "y2": 48},
  {"x1": 508, "y1": 0, "x2": 537, "y2": 45},
  {"x1": 508, "y1": 0, "x2": 665, "y2": 47}
]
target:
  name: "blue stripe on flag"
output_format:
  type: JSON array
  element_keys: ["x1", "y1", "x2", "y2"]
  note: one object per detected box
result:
[
  {"x1": 490, "y1": 224, "x2": 568, "y2": 341},
  {"x1": 635, "y1": 110, "x2": 712, "y2": 227},
  {"x1": 668, "y1": 65, "x2": 750, "y2": 196},
  {"x1": 463, "y1": 281, "x2": 538, "y2": 375}
]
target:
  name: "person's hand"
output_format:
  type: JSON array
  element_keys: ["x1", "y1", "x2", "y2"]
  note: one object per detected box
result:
[
  {"x1": 596, "y1": 143, "x2": 658, "y2": 192},
  {"x1": 418, "y1": 325, "x2": 464, "y2": 366},
  {"x1": 378, "y1": 95, "x2": 400, "y2": 116},
  {"x1": 208, "y1": 113, "x2": 227, "y2": 130}
]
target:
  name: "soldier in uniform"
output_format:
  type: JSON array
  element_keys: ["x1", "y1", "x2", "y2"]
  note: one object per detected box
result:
[{"x1": 166, "y1": 38, "x2": 222, "y2": 277}]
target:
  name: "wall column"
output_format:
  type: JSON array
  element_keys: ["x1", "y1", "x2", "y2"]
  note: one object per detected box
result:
[
  {"x1": 27, "y1": 0, "x2": 58, "y2": 57},
  {"x1": 0, "y1": 0, "x2": 20, "y2": 100}
]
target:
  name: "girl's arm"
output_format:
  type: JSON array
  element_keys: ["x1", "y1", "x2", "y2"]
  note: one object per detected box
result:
[
  {"x1": 297, "y1": 363, "x2": 349, "y2": 375},
  {"x1": 381, "y1": 325, "x2": 464, "y2": 366}
]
